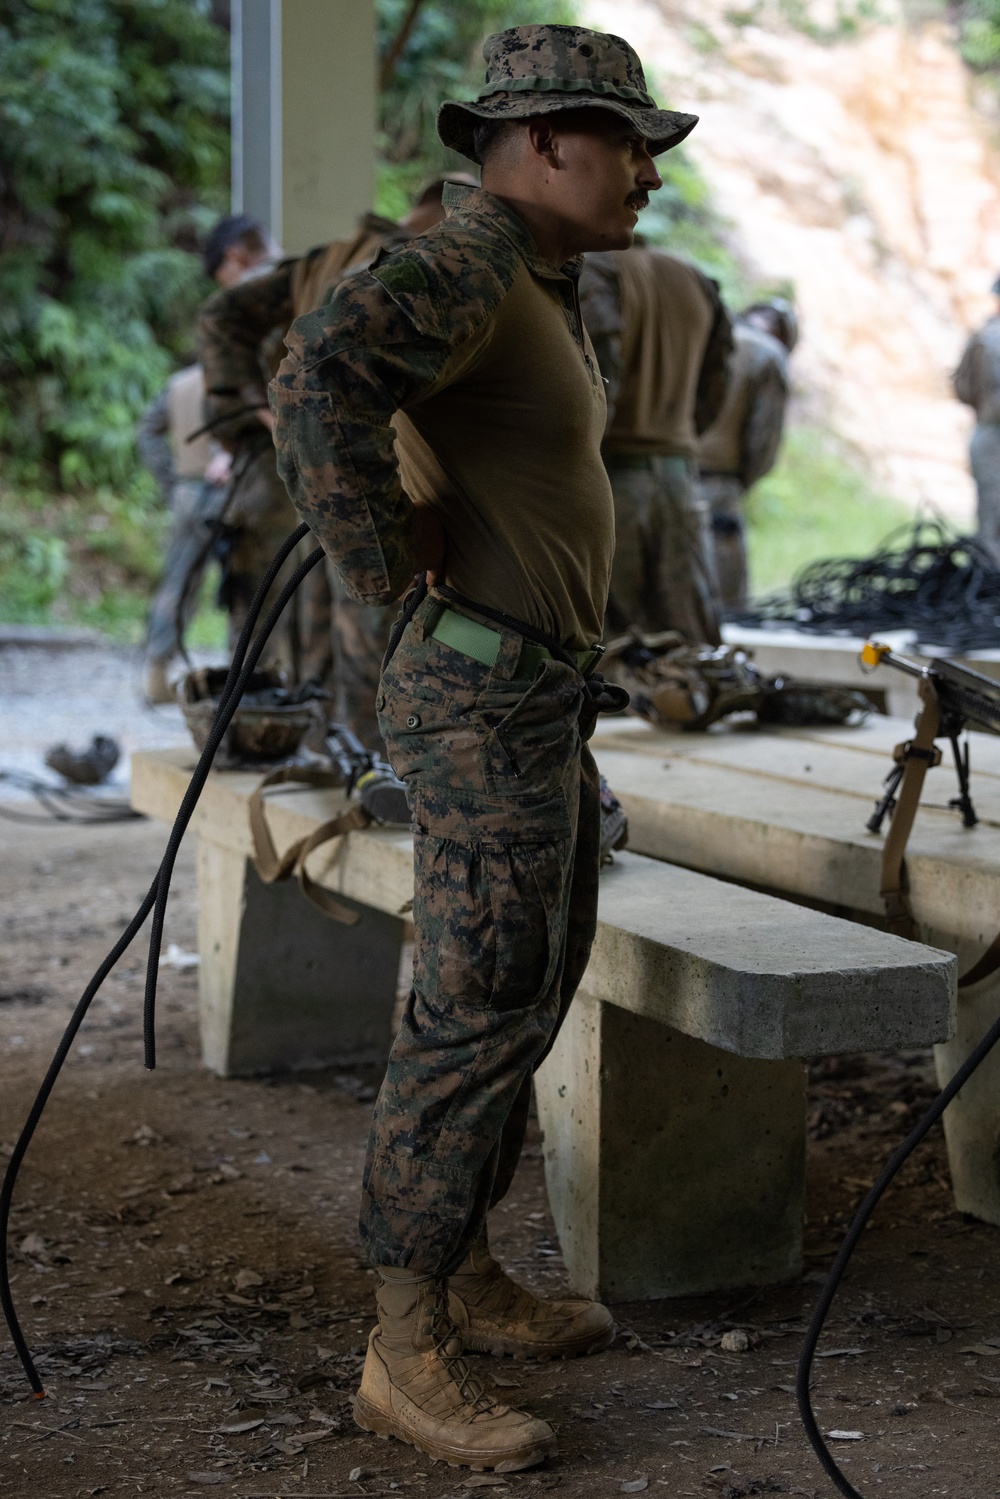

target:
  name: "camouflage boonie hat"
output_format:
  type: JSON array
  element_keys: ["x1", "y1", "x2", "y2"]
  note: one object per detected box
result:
[{"x1": 438, "y1": 24, "x2": 697, "y2": 164}]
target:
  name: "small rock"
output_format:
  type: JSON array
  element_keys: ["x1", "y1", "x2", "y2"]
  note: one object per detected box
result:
[
  {"x1": 621, "y1": 1480, "x2": 649, "y2": 1494},
  {"x1": 720, "y1": 1329, "x2": 750, "y2": 1353}
]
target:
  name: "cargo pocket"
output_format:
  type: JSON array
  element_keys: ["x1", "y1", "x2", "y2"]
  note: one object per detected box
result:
[
  {"x1": 477, "y1": 662, "x2": 583, "y2": 798},
  {"x1": 411, "y1": 823, "x2": 572, "y2": 1014},
  {"x1": 485, "y1": 837, "x2": 571, "y2": 1012}
]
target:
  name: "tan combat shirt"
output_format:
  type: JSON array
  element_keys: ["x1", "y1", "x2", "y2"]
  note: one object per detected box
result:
[
  {"x1": 579, "y1": 246, "x2": 732, "y2": 459},
  {"x1": 271, "y1": 187, "x2": 613, "y2": 649},
  {"x1": 953, "y1": 315, "x2": 1000, "y2": 426},
  {"x1": 698, "y1": 321, "x2": 790, "y2": 487}
]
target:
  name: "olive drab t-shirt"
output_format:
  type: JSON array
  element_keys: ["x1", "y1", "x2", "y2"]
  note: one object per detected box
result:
[
  {"x1": 271, "y1": 187, "x2": 614, "y2": 651},
  {"x1": 579, "y1": 246, "x2": 732, "y2": 459},
  {"x1": 697, "y1": 321, "x2": 790, "y2": 488}
]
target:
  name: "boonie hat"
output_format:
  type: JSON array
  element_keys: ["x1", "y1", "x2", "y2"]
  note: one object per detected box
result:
[{"x1": 437, "y1": 24, "x2": 698, "y2": 164}]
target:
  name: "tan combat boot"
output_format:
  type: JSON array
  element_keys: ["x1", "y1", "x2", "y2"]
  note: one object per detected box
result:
[
  {"x1": 353, "y1": 1269, "x2": 555, "y2": 1471},
  {"x1": 449, "y1": 1231, "x2": 615, "y2": 1359}
]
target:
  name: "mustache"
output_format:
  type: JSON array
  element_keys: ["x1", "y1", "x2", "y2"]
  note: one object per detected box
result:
[{"x1": 625, "y1": 191, "x2": 649, "y2": 212}]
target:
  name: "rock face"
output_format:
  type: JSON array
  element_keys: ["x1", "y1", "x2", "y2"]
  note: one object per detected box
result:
[{"x1": 584, "y1": 0, "x2": 1000, "y2": 520}]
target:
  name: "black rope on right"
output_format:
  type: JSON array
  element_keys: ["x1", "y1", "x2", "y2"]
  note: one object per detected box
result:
[
  {"x1": 734, "y1": 519, "x2": 1000, "y2": 655},
  {"x1": 797, "y1": 1003, "x2": 1000, "y2": 1497}
]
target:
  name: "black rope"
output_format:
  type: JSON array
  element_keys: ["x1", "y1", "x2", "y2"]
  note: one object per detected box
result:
[
  {"x1": 0, "y1": 522, "x2": 316, "y2": 1397},
  {"x1": 142, "y1": 530, "x2": 321, "y2": 1068},
  {"x1": 798, "y1": 1005, "x2": 1000, "y2": 1496},
  {"x1": 735, "y1": 520, "x2": 1000, "y2": 655}
]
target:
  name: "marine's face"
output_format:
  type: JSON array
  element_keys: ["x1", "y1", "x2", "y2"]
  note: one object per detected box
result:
[{"x1": 544, "y1": 109, "x2": 662, "y2": 253}]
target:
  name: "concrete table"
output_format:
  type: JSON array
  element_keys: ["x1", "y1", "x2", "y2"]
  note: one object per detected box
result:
[
  {"x1": 131, "y1": 747, "x2": 954, "y2": 1301},
  {"x1": 592, "y1": 711, "x2": 1000, "y2": 1230},
  {"x1": 722, "y1": 623, "x2": 1000, "y2": 720}
]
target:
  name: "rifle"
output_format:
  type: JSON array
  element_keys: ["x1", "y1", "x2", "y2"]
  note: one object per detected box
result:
[
  {"x1": 861, "y1": 642, "x2": 1000, "y2": 982},
  {"x1": 324, "y1": 723, "x2": 411, "y2": 827}
]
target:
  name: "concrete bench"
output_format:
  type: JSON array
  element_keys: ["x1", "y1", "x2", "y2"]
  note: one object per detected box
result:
[
  {"x1": 590, "y1": 713, "x2": 1000, "y2": 1236},
  {"x1": 722, "y1": 623, "x2": 1000, "y2": 720},
  {"x1": 131, "y1": 747, "x2": 955, "y2": 1302}
]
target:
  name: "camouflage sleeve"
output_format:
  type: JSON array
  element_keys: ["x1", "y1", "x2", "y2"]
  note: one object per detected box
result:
[
  {"x1": 952, "y1": 334, "x2": 981, "y2": 411},
  {"x1": 578, "y1": 254, "x2": 624, "y2": 430},
  {"x1": 270, "y1": 238, "x2": 513, "y2": 606},
  {"x1": 740, "y1": 357, "x2": 790, "y2": 488},
  {"x1": 135, "y1": 387, "x2": 174, "y2": 503},
  {"x1": 694, "y1": 273, "x2": 734, "y2": 436},
  {"x1": 197, "y1": 260, "x2": 297, "y2": 446}
]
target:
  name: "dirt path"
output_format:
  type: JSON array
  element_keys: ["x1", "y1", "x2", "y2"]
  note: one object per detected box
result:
[{"x1": 2, "y1": 798, "x2": 1000, "y2": 1497}]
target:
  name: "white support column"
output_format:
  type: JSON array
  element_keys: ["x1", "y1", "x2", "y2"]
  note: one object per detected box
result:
[{"x1": 231, "y1": 0, "x2": 376, "y2": 252}]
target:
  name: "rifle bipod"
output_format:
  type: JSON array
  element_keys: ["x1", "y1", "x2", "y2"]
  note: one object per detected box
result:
[{"x1": 866, "y1": 712, "x2": 976, "y2": 835}]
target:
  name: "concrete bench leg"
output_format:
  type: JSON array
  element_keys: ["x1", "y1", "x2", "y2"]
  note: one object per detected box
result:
[
  {"x1": 195, "y1": 836, "x2": 404, "y2": 1077},
  {"x1": 932, "y1": 966, "x2": 1000, "y2": 1226},
  {"x1": 534, "y1": 993, "x2": 806, "y2": 1300}
]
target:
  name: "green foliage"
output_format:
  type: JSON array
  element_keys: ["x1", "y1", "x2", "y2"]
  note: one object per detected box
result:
[
  {"x1": 745, "y1": 425, "x2": 910, "y2": 597},
  {"x1": 377, "y1": 0, "x2": 576, "y2": 175},
  {"x1": 0, "y1": 0, "x2": 229, "y2": 491},
  {"x1": 958, "y1": 0, "x2": 1000, "y2": 70}
]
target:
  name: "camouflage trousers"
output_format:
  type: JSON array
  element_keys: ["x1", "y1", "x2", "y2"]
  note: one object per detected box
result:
[
  {"x1": 605, "y1": 452, "x2": 722, "y2": 646},
  {"x1": 146, "y1": 477, "x2": 227, "y2": 664},
  {"x1": 360, "y1": 593, "x2": 602, "y2": 1274},
  {"x1": 327, "y1": 560, "x2": 395, "y2": 750},
  {"x1": 971, "y1": 423, "x2": 1000, "y2": 569},
  {"x1": 699, "y1": 471, "x2": 749, "y2": 613}
]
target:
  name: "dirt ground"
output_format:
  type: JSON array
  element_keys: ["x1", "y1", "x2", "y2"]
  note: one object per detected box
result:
[{"x1": 2, "y1": 813, "x2": 1000, "y2": 1499}]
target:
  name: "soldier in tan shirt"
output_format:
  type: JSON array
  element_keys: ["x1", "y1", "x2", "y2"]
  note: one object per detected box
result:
[
  {"x1": 579, "y1": 244, "x2": 732, "y2": 644},
  {"x1": 698, "y1": 298, "x2": 797, "y2": 610},
  {"x1": 272, "y1": 21, "x2": 696, "y2": 1475}
]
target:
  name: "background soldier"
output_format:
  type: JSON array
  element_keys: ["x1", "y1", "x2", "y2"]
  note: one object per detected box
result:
[
  {"x1": 953, "y1": 277, "x2": 1000, "y2": 566},
  {"x1": 272, "y1": 23, "x2": 696, "y2": 1473},
  {"x1": 698, "y1": 297, "x2": 797, "y2": 611},
  {"x1": 136, "y1": 365, "x2": 230, "y2": 702},
  {"x1": 199, "y1": 176, "x2": 474, "y2": 740},
  {"x1": 579, "y1": 243, "x2": 732, "y2": 645}
]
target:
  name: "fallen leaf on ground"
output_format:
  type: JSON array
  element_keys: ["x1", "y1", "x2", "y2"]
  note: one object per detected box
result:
[
  {"x1": 826, "y1": 1430, "x2": 865, "y2": 1440},
  {"x1": 185, "y1": 1475, "x2": 226, "y2": 1486},
  {"x1": 621, "y1": 1479, "x2": 649, "y2": 1493}
]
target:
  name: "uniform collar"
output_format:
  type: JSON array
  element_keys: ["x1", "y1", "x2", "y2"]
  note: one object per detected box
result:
[{"x1": 442, "y1": 184, "x2": 583, "y2": 281}]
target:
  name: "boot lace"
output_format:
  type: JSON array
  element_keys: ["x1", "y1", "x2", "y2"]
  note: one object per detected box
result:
[{"x1": 430, "y1": 1280, "x2": 497, "y2": 1414}]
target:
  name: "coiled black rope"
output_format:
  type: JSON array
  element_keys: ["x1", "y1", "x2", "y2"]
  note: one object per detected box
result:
[
  {"x1": 735, "y1": 520, "x2": 1000, "y2": 654},
  {"x1": 798, "y1": 1006, "x2": 1000, "y2": 1495},
  {"x1": 0, "y1": 522, "x2": 320, "y2": 1396}
]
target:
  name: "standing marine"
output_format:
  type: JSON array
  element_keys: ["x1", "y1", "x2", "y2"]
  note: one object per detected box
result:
[
  {"x1": 136, "y1": 364, "x2": 231, "y2": 702},
  {"x1": 579, "y1": 242, "x2": 732, "y2": 644},
  {"x1": 697, "y1": 298, "x2": 797, "y2": 611},
  {"x1": 953, "y1": 278, "x2": 1000, "y2": 566},
  {"x1": 199, "y1": 177, "x2": 475, "y2": 739},
  {"x1": 271, "y1": 24, "x2": 696, "y2": 1472}
]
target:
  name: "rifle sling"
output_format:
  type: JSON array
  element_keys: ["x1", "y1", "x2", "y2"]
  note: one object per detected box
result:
[
  {"x1": 877, "y1": 684, "x2": 1000, "y2": 988},
  {"x1": 879, "y1": 683, "x2": 941, "y2": 939},
  {"x1": 248, "y1": 764, "x2": 370, "y2": 925}
]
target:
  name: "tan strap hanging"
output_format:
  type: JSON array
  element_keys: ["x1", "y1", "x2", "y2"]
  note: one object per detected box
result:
[{"x1": 248, "y1": 764, "x2": 371, "y2": 925}]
